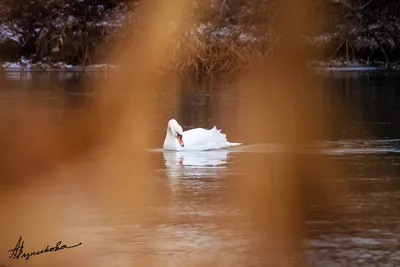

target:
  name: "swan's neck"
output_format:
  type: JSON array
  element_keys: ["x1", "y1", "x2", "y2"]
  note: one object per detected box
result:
[{"x1": 163, "y1": 127, "x2": 177, "y2": 150}]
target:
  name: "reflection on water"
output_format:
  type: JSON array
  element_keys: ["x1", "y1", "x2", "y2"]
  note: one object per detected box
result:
[
  {"x1": 1, "y1": 72, "x2": 400, "y2": 266},
  {"x1": 163, "y1": 150, "x2": 230, "y2": 178}
]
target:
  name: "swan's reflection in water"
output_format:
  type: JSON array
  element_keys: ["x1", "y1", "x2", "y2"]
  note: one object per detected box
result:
[
  {"x1": 163, "y1": 149, "x2": 231, "y2": 179},
  {"x1": 162, "y1": 149, "x2": 232, "y2": 212},
  {"x1": 158, "y1": 150, "x2": 252, "y2": 266},
  {"x1": 161, "y1": 149, "x2": 234, "y2": 209}
]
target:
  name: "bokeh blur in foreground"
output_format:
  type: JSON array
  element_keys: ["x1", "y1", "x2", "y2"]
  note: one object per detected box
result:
[{"x1": 0, "y1": 0, "x2": 375, "y2": 266}]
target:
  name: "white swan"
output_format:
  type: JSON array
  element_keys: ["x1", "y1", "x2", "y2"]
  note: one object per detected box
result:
[{"x1": 163, "y1": 119, "x2": 241, "y2": 151}]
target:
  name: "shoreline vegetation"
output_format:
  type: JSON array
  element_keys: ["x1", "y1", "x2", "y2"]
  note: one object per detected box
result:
[
  {"x1": 1, "y1": 0, "x2": 400, "y2": 74},
  {"x1": 2, "y1": 62, "x2": 400, "y2": 73}
]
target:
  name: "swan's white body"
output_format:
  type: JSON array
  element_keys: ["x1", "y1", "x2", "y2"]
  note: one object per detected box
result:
[{"x1": 163, "y1": 119, "x2": 241, "y2": 151}]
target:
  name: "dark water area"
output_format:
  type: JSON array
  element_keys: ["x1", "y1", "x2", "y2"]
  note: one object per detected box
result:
[
  {"x1": 321, "y1": 72, "x2": 400, "y2": 141},
  {"x1": 1, "y1": 71, "x2": 400, "y2": 266}
]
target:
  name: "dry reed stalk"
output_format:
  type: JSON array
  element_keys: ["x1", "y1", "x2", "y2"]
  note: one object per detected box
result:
[
  {"x1": 223, "y1": 0, "x2": 351, "y2": 266},
  {"x1": 0, "y1": 0, "x2": 198, "y2": 266},
  {"x1": 168, "y1": 28, "x2": 282, "y2": 74}
]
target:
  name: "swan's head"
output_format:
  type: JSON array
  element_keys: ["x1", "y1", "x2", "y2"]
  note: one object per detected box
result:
[{"x1": 167, "y1": 119, "x2": 184, "y2": 147}]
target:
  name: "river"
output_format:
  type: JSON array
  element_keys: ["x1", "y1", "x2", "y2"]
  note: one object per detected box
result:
[{"x1": 0, "y1": 71, "x2": 399, "y2": 267}]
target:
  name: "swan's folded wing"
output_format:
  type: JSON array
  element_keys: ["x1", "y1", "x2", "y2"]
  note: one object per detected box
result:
[{"x1": 181, "y1": 127, "x2": 241, "y2": 150}]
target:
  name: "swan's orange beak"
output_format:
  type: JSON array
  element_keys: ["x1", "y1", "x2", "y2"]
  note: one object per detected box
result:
[{"x1": 177, "y1": 134, "x2": 184, "y2": 147}]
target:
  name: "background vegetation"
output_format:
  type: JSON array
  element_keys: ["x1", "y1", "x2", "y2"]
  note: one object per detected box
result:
[{"x1": 0, "y1": 0, "x2": 399, "y2": 71}]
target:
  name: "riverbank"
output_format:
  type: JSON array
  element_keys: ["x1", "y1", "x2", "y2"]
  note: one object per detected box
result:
[
  {"x1": 1, "y1": 1, "x2": 400, "y2": 75},
  {"x1": 1, "y1": 61, "x2": 119, "y2": 72},
  {"x1": 2, "y1": 60, "x2": 399, "y2": 73},
  {"x1": 311, "y1": 59, "x2": 400, "y2": 72}
]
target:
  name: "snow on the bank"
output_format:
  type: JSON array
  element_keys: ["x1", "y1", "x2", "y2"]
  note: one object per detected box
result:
[
  {"x1": 2, "y1": 60, "x2": 119, "y2": 71},
  {"x1": 193, "y1": 23, "x2": 258, "y2": 43},
  {"x1": 238, "y1": 32, "x2": 257, "y2": 43},
  {"x1": 3, "y1": 62, "x2": 21, "y2": 69},
  {"x1": 305, "y1": 33, "x2": 337, "y2": 46},
  {"x1": 0, "y1": 23, "x2": 22, "y2": 44}
]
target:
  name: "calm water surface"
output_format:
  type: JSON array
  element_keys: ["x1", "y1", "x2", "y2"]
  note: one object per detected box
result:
[{"x1": 2, "y1": 71, "x2": 400, "y2": 266}]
